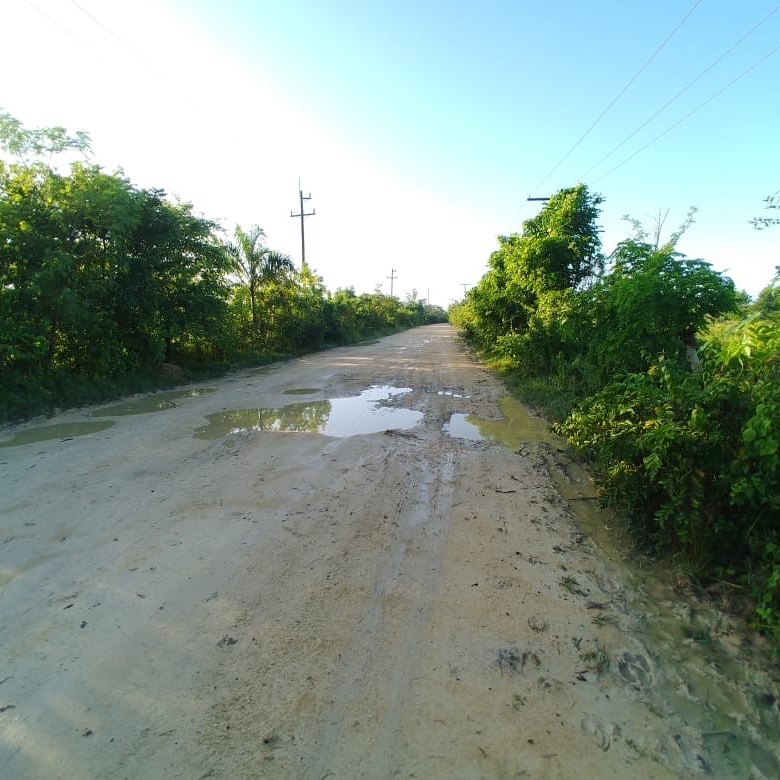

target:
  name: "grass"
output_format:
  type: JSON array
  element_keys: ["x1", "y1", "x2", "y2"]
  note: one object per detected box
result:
[
  {"x1": 592, "y1": 613, "x2": 620, "y2": 627},
  {"x1": 580, "y1": 643, "x2": 611, "y2": 674},
  {"x1": 560, "y1": 575, "x2": 589, "y2": 597}
]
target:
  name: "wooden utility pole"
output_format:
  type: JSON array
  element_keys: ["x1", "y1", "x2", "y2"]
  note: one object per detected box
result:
[
  {"x1": 387, "y1": 268, "x2": 397, "y2": 297},
  {"x1": 290, "y1": 179, "x2": 315, "y2": 267}
]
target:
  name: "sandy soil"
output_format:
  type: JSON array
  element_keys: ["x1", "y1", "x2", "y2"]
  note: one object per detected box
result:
[{"x1": 1, "y1": 324, "x2": 778, "y2": 779}]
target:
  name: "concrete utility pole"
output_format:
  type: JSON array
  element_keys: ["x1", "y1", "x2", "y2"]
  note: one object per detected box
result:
[
  {"x1": 387, "y1": 268, "x2": 397, "y2": 297},
  {"x1": 290, "y1": 179, "x2": 315, "y2": 267},
  {"x1": 461, "y1": 283, "x2": 469, "y2": 297}
]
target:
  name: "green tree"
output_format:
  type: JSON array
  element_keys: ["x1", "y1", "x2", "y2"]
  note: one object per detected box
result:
[
  {"x1": 227, "y1": 225, "x2": 293, "y2": 332},
  {"x1": 1, "y1": 109, "x2": 91, "y2": 162},
  {"x1": 565, "y1": 239, "x2": 738, "y2": 391},
  {"x1": 461, "y1": 184, "x2": 604, "y2": 369},
  {"x1": 752, "y1": 267, "x2": 780, "y2": 318}
]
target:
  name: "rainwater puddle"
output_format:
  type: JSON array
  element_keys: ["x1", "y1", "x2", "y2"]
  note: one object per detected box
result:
[
  {"x1": 0, "y1": 420, "x2": 115, "y2": 447},
  {"x1": 283, "y1": 388, "x2": 321, "y2": 395},
  {"x1": 442, "y1": 414, "x2": 482, "y2": 440},
  {"x1": 92, "y1": 388, "x2": 216, "y2": 416},
  {"x1": 444, "y1": 395, "x2": 555, "y2": 449},
  {"x1": 453, "y1": 394, "x2": 780, "y2": 776},
  {"x1": 194, "y1": 385, "x2": 422, "y2": 440}
]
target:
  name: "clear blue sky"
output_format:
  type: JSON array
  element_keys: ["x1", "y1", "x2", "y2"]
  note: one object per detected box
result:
[{"x1": 2, "y1": 0, "x2": 778, "y2": 305}]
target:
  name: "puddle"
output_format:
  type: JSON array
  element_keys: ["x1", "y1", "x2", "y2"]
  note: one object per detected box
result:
[
  {"x1": 0, "y1": 420, "x2": 115, "y2": 447},
  {"x1": 444, "y1": 396, "x2": 555, "y2": 449},
  {"x1": 455, "y1": 394, "x2": 780, "y2": 777},
  {"x1": 443, "y1": 414, "x2": 482, "y2": 440},
  {"x1": 92, "y1": 388, "x2": 216, "y2": 416},
  {"x1": 283, "y1": 388, "x2": 321, "y2": 395},
  {"x1": 195, "y1": 385, "x2": 422, "y2": 440}
]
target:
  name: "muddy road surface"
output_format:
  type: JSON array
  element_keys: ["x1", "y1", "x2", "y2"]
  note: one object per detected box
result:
[{"x1": 2, "y1": 324, "x2": 779, "y2": 779}]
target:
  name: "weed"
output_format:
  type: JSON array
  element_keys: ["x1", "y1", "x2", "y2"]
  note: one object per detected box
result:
[
  {"x1": 580, "y1": 643, "x2": 610, "y2": 674},
  {"x1": 560, "y1": 575, "x2": 589, "y2": 597}
]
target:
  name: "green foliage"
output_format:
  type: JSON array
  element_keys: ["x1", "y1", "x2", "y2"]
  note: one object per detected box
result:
[
  {"x1": 751, "y1": 191, "x2": 780, "y2": 230},
  {"x1": 0, "y1": 156, "x2": 231, "y2": 392},
  {"x1": 556, "y1": 316, "x2": 780, "y2": 637},
  {"x1": 454, "y1": 187, "x2": 779, "y2": 644},
  {"x1": 750, "y1": 266, "x2": 780, "y2": 317},
  {"x1": 0, "y1": 112, "x2": 442, "y2": 423},
  {"x1": 1, "y1": 109, "x2": 91, "y2": 161},
  {"x1": 462, "y1": 183, "x2": 604, "y2": 358},
  {"x1": 225, "y1": 225, "x2": 293, "y2": 333},
  {"x1": 564, "y1": 240, "x2": 737, "y2": 393}
]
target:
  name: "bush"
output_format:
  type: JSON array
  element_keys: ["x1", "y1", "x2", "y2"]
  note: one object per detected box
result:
[{"x1": 556, "y1": 314, "x2": 780, "y2": 638}]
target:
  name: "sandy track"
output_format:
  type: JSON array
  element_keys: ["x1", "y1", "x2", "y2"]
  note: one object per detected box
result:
[{"x1": 1, "y1": 324, "x2": 778, "y2": 779}]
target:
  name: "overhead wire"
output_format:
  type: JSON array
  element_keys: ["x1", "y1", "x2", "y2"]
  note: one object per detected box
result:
[
  {"x1": 24, "y1": 0, "x2": 159, "y2": 74},
  {"x1": 23, "y1": 0, "x2": 86, "y2": 44},
  {"x1": 579, "y1": 4, "x2": 780, "y2": 181},
  {"x1": 593, "y1": 40, "x2": 780, "y2": 184},
  {"x1": 529, "y1": 0, "x2": 702, "y2": 194},
  {"x1": 69, "y1": 0, "x2": 158, "y2": 72}
]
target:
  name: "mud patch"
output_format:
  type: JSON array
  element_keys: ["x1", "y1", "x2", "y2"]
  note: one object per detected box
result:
[
  {"x1": 92, "y1": 388, "x2": 216, "y2": 416},
  {"x1": 0, "y1": 420, "x2": 115, "y2": 447}
]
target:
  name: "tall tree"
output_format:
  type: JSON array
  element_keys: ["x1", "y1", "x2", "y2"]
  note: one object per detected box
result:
[
  {"x1": 227, "y1": 225, "x2": 293, "y2": 332},
  {"x1": 462, "y1": 183, "x2": 604, "y2": 353}
]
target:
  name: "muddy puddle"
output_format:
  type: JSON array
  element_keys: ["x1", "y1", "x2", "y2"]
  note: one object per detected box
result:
[
  {"x1": 452, "y1": 395, "x2": 780, "y2": 777},
  {"x1": 0, "y1": 420, "x2": 115, "y2": 448},
  {"x1": 92, "y1": 388, "x2": 216, "y2": 416},
  {"x1": 195, "y1": 385, "x2": 423, "y2": 440},
  {"x1": 444, "y1": 395, "x2": 556, "y2": 449}
]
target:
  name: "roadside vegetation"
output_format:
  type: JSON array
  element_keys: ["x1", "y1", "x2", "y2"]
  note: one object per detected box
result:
[
  {"x1": 0, "y1": 113, "x2": 446, "y2": 423},
  {"x1": 450, "y1": 184, "x2": 780, "y2": 644}
]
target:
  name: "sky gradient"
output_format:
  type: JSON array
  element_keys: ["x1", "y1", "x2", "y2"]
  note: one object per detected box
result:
[{"x1": 2, "y1": 0, "x2": 778, "y2": 305}]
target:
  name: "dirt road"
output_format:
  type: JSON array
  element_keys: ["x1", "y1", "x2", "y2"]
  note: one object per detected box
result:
[{"x1": 1, "y1": 324, "x2": 778, "y2": 779}]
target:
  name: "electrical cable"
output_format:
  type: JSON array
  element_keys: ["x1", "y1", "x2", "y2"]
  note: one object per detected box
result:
[
  {"x1": 593, "y1": 40, "x2": 780, "y2": 184},
  {"x1": 579, "y1": 4, "x2": 780, "y2": 180},
  {"x1": 530, "y1": 0, "x2": 702, "y2": 194},
  {"x1": 69, "y1": 0, "x2": 158, "y2": 72},
  {"x1": 23, "y1": 0, "x2": 86, "y2": 44}
]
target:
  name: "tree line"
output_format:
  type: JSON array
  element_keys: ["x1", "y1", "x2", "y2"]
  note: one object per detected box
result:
[
  {"x1": 450, "y1": 184, "x2": 780, "y2": 643},
  {"x1": 0, "y1": 113, "x2": 446, "y2": 422}
]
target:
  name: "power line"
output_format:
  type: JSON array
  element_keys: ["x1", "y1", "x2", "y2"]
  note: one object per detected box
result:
[
  {"x1": 23, "y1": 0, "x2": 85, "y2": 44},
  {"x1": 69, "y1": 0, "x2": 157, "y2": 71},
  {"x1": 580, "y1": 4, "x2": 780, "y2": 180},
  {"x1": 594, "y1": 40, "x2": 780, "y2": 184},
  {"x1": 531, "y1": 0, "x2": 702, "y2": 193}
]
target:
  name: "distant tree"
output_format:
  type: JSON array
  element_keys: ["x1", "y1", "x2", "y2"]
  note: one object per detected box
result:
[
  {"x1": 226, "y1": 225, "x2": 293, "y2": 332},
  {"x1": 752, "y1": 267, "x2": 780, "y2": 317},
  {"x1": 0, "y1": 109, "x2": 91, "y2": 162}
]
